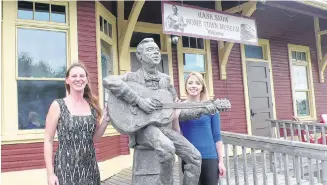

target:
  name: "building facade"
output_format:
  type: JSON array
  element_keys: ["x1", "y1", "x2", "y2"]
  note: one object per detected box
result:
[{"x1": 1, "y1": 1, "x2": 327, "y2": 185}]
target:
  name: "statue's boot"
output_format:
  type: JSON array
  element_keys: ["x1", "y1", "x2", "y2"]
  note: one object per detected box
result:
[
  {"x1": 158, "y1": 155, "x2": 175, "y2": 185},
  {"x1": 183, "y1": 162, "x2": 201, "y2": 185}
]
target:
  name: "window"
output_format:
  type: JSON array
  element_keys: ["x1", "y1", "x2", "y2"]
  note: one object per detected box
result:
[
  {"x1": 18, "y1": 1, "x2": 66, "y2": 23},
  {"x1": 100, "y1": 40, "x2": 112, "y2": 106},
  {"x1": 288, "y1": 44, "x2": 316, "y2": 119},
  {"x1": 245, "y1": 45, "x2": 264, "y2": 59},
  {"x1": 96, "y1": 2, "x2": 118, "y2": 110},
  {"x1": 2, "y1": 1, "x2": 77, "y2": 141},
  {"x1": 177, "y1": 36, "x2": 213, "y2": 98},
  {"x1": 17, "y1": 28, "x2": 67, "y2": 129}
]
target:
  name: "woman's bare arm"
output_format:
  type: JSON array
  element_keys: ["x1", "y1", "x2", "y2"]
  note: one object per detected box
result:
[{"x1": 44, "y1": 101, "x2": 60, "y2": 176}]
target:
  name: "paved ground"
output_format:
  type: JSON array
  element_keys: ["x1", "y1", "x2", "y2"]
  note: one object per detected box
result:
[{"x1": 101, "y1": 162, "x2": 181, "y2": 185}]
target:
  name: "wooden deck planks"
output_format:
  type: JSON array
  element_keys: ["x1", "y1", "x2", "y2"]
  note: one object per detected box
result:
[
  {"x1": 102, "y1": 152, "x2": 325, "y2": 185},
  {"x1": 101, "y1": 163, "x2": 181, "y2": 185}
]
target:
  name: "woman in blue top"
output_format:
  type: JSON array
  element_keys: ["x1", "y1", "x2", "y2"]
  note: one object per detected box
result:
[{"x1": 174, "y1": 72, "x2": 226, "y2": 185}]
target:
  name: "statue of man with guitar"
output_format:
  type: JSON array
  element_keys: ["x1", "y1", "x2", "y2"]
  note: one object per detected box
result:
[{"x1": 103, "y1": 38, "x2": 230, "y2": 185}]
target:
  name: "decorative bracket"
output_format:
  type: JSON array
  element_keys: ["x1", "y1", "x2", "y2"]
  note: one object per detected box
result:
[
  {"x1": 314, "y1": 17, "x2": 327, "y2": 83},
  {"x1": 319, "y1": 54, "x2": 327, "y2": 83},
  {"x1": 118, "y1": 0, "x2": 145, "y2": 72},
  {"x1": 218, "y1": 1, "x2": 258, "y2": 80}
]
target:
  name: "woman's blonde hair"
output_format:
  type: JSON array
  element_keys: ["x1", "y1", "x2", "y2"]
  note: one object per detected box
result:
[{"x1": 184, "y1": 72, "x2": 209, "y2": 101}]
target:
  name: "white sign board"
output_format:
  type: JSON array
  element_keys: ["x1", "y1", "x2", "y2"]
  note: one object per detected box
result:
[{"x1": 162, "y1": 2, "x2": 258, "y2": 45}]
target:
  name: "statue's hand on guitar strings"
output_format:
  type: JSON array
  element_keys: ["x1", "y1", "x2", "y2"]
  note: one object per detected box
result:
[
  {"x1": 205, "y1": 103, "x2": 218, "y2": 115},
  {"x1": 137, "y1": 98, "x2": 160, "y2": 114}
]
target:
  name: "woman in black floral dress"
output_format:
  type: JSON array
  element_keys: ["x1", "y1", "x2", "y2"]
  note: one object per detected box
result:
[{"x1": 44, "y1": 62, "x2": 110, "y2": 185}]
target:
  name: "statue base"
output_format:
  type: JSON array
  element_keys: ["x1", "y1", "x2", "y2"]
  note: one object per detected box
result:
[{"x1": 132, "y1": 145, "x2": 161, "y2": 185}]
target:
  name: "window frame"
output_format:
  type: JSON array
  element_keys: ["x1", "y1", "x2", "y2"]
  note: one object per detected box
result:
[
  {"x1": 2, "y1": 1, "x2": 78, "y2": 144},
  {"x1": 288, "y1": 44, "x2": 317, "y2": 120},
  {"x1": 128, "y1": 21, "x2": 174, "y2": 83},
  {"x1": 95, "y1": 2, "x2": 119, "y2": 137},
  {"x1": 177, "y1": 36, "x2": 213, "y2": 99}
]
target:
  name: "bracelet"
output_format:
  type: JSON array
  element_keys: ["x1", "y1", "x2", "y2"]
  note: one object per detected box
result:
[{"x1": 102, "y1": 117, "x2": 110, "y2": 122}]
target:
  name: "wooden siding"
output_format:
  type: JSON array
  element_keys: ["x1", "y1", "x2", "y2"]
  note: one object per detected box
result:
[
  {"x1": 211, "y1": 41, "x2": 248, "y2": 133},
  {"x1": 1, "y1": 135, "x2": 125, "y2": 172},
  {"x1": 77, "y1": 1, "x2": 99, "y2": 94},
  {"x1": 254, "y1": 5, "x2": 327, "y2": 121}
]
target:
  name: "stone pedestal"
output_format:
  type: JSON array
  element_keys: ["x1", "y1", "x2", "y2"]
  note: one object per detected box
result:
[{"x1": 132, "y1": 145, "x2": 161, "y2": 185}]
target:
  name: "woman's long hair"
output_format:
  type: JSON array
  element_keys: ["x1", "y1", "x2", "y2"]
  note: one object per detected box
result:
[
  {"x1": 65, "y1": 62, "x2": 102, "y2": 124},
  {"x1": 184, "y1": 72, "x2": 209, "y2": 101}
]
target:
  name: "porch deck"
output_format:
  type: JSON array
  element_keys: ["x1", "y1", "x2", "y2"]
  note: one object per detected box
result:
[
  {"x1": 101, "y1": 155, "x2": 322, "y2": 185},
  {"x1": 101, "y1": 162, "x2": 181, "y2": 185},
  {"x1": 101, "y1": 125, "x2": 327, "y2": 185}
]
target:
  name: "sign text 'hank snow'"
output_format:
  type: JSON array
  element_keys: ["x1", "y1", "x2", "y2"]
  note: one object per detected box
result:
[{"x1": 162, "y1": 2, "x2": 258, "y2": 45}]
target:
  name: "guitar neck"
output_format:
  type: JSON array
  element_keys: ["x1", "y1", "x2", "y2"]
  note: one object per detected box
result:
[{"x1": 161, "y1": 102, "x2": 210, "y2": 109}]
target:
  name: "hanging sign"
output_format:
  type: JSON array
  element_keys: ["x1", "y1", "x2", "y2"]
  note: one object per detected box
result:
[{"x1": 162, "y1": 2, "x2": 258, "y2": 45}]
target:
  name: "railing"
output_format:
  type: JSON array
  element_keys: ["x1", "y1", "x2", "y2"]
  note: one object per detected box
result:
[
  {"x1": 266, "y1": 119, "x2": 327, "y2": 145},
  {"x1": 220, "y1": 131, "x2": 327, "y2": 185},
  {"x1": 265, "y1": 119, "x2": 327, "y2": 184}
]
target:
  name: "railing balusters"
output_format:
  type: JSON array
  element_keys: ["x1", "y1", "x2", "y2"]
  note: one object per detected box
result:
[
  {"x1": 312, "y1": 126, "x2": 321, "y2": 183},
  {"x1": 268, "y1": 121, "x2": 274, "y2": 173},
  {"x1": 273, "y1": 152, "x2": 278, "y2": 185},
  {"x1": 305, "y1": 125, "x2": 310, "y2": 143},
  {"x1": 323, "y1": 126, "x2": 326, "y2": 145},
  {"x1": 297, "y1": 123, "x2": 302, "y2": 142},
  {"x1": 290, "y1": 122, "x2": 296, "y2": 173},
  {"x1": 262, "y1": 150, "x2": 267, "y2": 185},
  {"x1": 322, "y1": 158, "x2": 327, "y2": 185},
  {"x1": 283, "y1": 153, "x2": 290, "y2": 185},
  {"x1": 276, "y1": 122, "x2": 282, "y2": 171},
  {"x1": 276, "y1": 121, "x2": 281, "y2": 139},
  {"x1": 295, "y1": 123, "x2": 305, "y2": 179},
  {"x1": 313, "y1": 126, "x2": 317, "y2": 143},
  {"x1": 322, "y1": 127, "x2": 327, "y2": 184},
  {"x1": 222, "y1": 122, "x2": 327, "y2": 185},
  {"x1": 290, "y1": 122, "x2": 294, "y2": 140},
  {"x1": 242, "y1": 146, "x2": 248, "y2": 185},
  {"x1": 233, "y1": 145, "x2": 239, "y2": 185},
  {"x1": 283, "y1": 122, "x2": 287, "y2": 139},
  {"x1": 252, "y1": 148, "x2": 258, "y2": 185},
  {"x1": 309, "y1": 157, "x2": 314, "y2": 185},
  {"x1": 294, "y1": 155, "x2": 302, "y2": 185},
  {"x1": 225, "y1": 144, "x2": 230, "y2": 185}
]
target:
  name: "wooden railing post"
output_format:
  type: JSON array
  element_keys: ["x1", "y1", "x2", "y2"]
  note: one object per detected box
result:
[
  {"x1": 242, "y1": 146, "x2": 249, "y2": 185},
  {"x1": 233, "y1": 145, "x2": 239, "y2": 184},
  {"x1": 225, "y1": 144, "x2": 230, "y2": 185}
]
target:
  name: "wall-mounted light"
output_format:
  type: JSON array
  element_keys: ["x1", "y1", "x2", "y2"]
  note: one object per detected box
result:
[{"x1": 171, "y1": 35, "x2": 179, "y2": 44}]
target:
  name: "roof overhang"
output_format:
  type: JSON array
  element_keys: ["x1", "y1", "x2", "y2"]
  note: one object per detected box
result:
[{"x1": 297, "y1": 0, "x2": 327, "y2": 11}]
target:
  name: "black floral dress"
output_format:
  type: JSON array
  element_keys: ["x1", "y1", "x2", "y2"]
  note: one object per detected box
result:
[{"x1": 54, "y1": 99, "x2": 100, "y2": 185}]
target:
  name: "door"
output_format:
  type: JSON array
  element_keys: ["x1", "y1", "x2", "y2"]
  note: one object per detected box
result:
[{"x1": 247, "y1": 61, "x2": 273, "y2": 136}]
